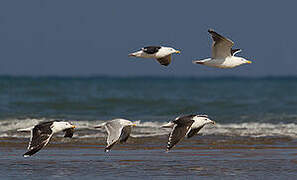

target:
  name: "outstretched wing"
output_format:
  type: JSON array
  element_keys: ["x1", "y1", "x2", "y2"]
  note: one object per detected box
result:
[
  {"x1": 186, "y1": 126, "x2": 204, "y2": 139},
  {"x1": 166, "y1": 119, "x2": 194, "y2": 151},
  {"x1": 104, "y1": 121, "x2": 123, "y2": 152},
  {"x1": 119, "y1": 126, "x2": 132, "y2": 143},
  {"x1": 208, "y1": 29, "x2": 234, "y2": 59},
  {"x1": 23, "y1": 122, "x2": 53, "y2": 157},
  {"x1": 156, "y1": 55, "x2": 171, "y2": 66},
  {"x1": 64, "y1": 128, "x2": 74, "y2": 138}
]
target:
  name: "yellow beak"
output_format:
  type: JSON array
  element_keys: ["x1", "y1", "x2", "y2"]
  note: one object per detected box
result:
[
  {"x1": 246, "y1": 60, "x2": 252, "y2": 64},
  {"x1": 132, "y1": 124, "x2": 137, "y2": 127},
  {"x1": 72, "y1": 125, "x2": 76, "y2": 129},
  {"x1": 175, "y1": 50, "x2": 181, "y2": 54}
]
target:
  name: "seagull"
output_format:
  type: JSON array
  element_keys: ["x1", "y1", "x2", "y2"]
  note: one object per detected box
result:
[
  {"x1": 193, "y1": 29, "x2": 252, "y2": 68},
  {"x1": 19, "y1": 121, "x2": 76, "y2": 157},
  {"x1": 94, "y1": 119, "x2": 136, "y2": 152},
  {"x1": 129, "y1": 46, "x2": 181, "y2": 66},
  {"x1": 162, "y1": 114, "x2": 215, "y2": 151}
]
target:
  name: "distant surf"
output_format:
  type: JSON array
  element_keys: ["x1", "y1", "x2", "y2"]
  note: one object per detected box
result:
[
  {"x1": 0, "y1": 76, "x2": 296, "y2": 141},
  {"x1": 1, "y1": 118, "x2": 297, "y2": 139}
]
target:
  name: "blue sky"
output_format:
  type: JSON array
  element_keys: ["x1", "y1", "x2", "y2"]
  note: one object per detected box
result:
[{"x1": 0, "y1": 0, "x2": 296, "y2": 77}]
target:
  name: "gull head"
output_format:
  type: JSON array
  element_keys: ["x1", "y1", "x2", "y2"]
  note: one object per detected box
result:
[
  {"x1": 119, "y1": 119, "x2": 137, "y2": 127},
  {"x1": 193, "y1": 115, "x2": 215, "y2": 126},
  {"x1": 164, "y1": 47, "x2": 181, "y2": 55},
  {"x1": 238, "y1": 57, "x2": 252, "y2": 65},
  {"x1": 229, "y1": 57, "x2": 252, "y2": 67},
  {"x1": 130, "y1": 122, "x2": 137, "y2": 127},
  {"x1": 52, "y1": 121, "x2": 76, "y2": 133},
  {"x1": 63, "y1": 122, "x2": 76, "y2": 129}
]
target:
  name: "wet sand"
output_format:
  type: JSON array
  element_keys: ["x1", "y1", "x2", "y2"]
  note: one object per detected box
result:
[{"x1": 1, "y1": 136, "x2": 297, "y2": 179}]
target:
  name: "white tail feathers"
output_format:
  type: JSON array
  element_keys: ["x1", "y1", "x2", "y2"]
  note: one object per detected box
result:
[
  {"x1": 192, "y1": 60, "x2": 205, "y2": 64},
  {"x1": 94, "y1": 123, "x2": 106, "y2": 129},
  {"x1": 161, "y1": 122, "x2": 174, "y2": 128},
  {"x1": 17, "y1": 127, "x2": 34, "y2": 132},
  {"x1": 128, "y1": 53, "x2": 136, "y2": 57}
]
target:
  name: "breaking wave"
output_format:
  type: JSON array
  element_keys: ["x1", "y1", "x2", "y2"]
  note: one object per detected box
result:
[{"x1": 1, "y1": 118, "x2": 297, "y2": 139}]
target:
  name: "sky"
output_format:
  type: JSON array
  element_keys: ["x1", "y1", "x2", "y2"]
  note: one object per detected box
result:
[{"x1": 0, "y1": 0, "x2": 296, "y2": 77}]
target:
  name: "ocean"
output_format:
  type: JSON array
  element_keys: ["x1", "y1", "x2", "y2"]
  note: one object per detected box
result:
[{"x1": 0, "y1": 76, "x2": 296, "y2": 179}]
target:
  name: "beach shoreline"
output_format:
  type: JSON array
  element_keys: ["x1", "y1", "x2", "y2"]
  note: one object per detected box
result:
[{"x1": 1, "y1": 140, "x2": 296, "y2": 179}]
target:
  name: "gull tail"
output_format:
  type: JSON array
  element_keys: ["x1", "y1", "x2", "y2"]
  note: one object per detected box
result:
[
  {"x1": 128, "y1": 50, "x2": 143, "y2": 57},
  {"x1": 161, "y1": 122, "x2": 174, "y2": 128},
  {"x1": 94, "y1": 123, "x2": 105, "y2": 129},
  {"x1": 17, "y1": 127, "x2": 34, "y2": 132},
  {"x1": 193, "y1": 58, "x2": 210, "y2": 65},
  {"x1": 128, "y1": 53, "x2": 136, "y2": 57},
  {"x1": 192, "y1": 60, "x2": 205, "y2": 64}
]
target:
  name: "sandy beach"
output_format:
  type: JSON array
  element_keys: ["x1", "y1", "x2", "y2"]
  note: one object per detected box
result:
[{"x1": 1, "y1": 136, "x2": 297, "y2": 179}]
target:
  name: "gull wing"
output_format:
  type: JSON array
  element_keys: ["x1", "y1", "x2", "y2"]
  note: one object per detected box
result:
[
  {"x1": 156, "y1": 55, "x2": 171, "y2": 66},
  {"x1": 166, "y1": 118, "x2": 194, "y2": 151},
  {"x1": 208, "y1": 29, "x2": 234, "y2": 59},
  {"x1": 186, "y1": 126, "x2": 204, "y2": 139},
  {"x1": 119, "y1": 126, "x2": 132, "y2": 143},
  {"x1": 23, "y1": 122, "x2": 54, "y2": 157},
  {"x1": 104, "y1": 121, "x2": 124, "y2": 152},
  {"x1": 64, "y1": 128, "x2": 74, "y2": 138}
]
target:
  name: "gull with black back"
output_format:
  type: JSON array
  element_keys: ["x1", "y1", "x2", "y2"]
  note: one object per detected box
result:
[
  {"x1": 129, "y1": 46, "x2": 181, "y2": 66},
  {"x1": 162, "y1": 114, "x2": 215, "y2": 151},
  {"x1": 18, "y1": 120, "x2": 76, "y2": 157}
]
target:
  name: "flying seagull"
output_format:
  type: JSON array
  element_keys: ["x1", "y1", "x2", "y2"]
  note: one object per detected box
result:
[
  {"x1": 19, "y1": 121, "x2": 76, "y2": 157},
  {"x1": 193, "y1": 29, "x2": 252, "y2": 68},
  {"x1": 129, "y1": 46, "x2": 181, "y2": 66},
  {"x1": 94, "y1": 119, "x2": 136, "y2": 152},
  {"x1": 162, "y1": 114, "x2": 215, "y2": 151}
]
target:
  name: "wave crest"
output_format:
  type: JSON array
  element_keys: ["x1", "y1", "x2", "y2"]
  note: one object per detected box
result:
[{"x1": 1, "y1": 118, "x2": 297, "y2": 138}]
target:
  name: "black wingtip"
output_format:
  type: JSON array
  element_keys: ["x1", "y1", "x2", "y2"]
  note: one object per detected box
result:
[
  {"x1": 165, "y1": 144, "x2": 171, "y2": 151},
  {"x1": 23, "y1": 153, "x2": 31, "y2": 157},
  {"x1": 231, "y1": 48, "x2": 242, "y2": 56},
  {"x1": 23, "y1": 151, "x2": 33, "y2": 157},
  {"x1": 208, "y1": 29, "x2": 215, "y2": 33},
  {"x1": 22, "y1": 146, "x2": 43, "y2": 157},
  {"x1": 104, "y1": 148, "x2": 110, "y2": 153}
]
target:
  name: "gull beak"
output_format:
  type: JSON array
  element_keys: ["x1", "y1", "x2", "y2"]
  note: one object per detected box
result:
[
  {"x1": 211, "y1": 121, "x2": 216, "y2": 125},
  {"x1": 175, "y1": 50, "x2": 181, "y2": 54},
  {"x1": 246, "y1": 60, "x2": 252, "y2": 64},
  {"x1": 132, "y1": 124, "x2": 137, "y2": 127},
  {"x1": 72, "y1": 125, "x2": 76, "y2": 129}
]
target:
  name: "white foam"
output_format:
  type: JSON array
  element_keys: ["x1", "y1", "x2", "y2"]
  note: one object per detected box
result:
[
  {"x1": 0, "y1": 118, "x2": 42, "y2": 132},
  {"x1": 200, "y1": 122, "x2": 297, "y2": 138}
]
